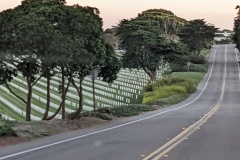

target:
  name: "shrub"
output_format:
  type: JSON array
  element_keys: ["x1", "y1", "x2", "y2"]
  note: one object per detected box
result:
[
  {"x1": 143, "y1": 76, "x2": 196, "y2": 104},
  {"x1": 128, "y1": 104, "x2": 153, "y2": 112},
  {"x1": 110, "y1": 105, "x2": 139, "y2": 117},
  {"x1": 189, "y1": 55, "x2": 206, "y2": 64},
  {"x1": 144, "y1": 85, "x2": 154, "y2": 92},
  {"x1": 131, "y1": 92, "x2": 144, "y2": 104},
  {"x1": 143, "y1": 85, "x2": 188, "y2": 104},
  {"x1": 149, "y1": 94, "x2": 188, "y2": 106},
  {"x1": 97, "y1": 104, "x2": 153, "y2": 117},
  {"x1": 79, "y1": 110, "x2": 113, "y2": 120},
  {"x1": 188, "y1": 64, "x2": 208, "y2": 72},
  {"x1": 0, "y1": 121, "x2": 15, "y2": 136},
  {"x1": 178, "y1": 81, "x2": 196, "y2": 93},
  {"x1": 170, "y1": 64, "x2": 187, "y2": 72}
]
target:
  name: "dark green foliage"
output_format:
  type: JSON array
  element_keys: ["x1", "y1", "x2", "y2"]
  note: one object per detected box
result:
[
  {"x1": 0, "y1": 115, "x2": 15, "y2": 136},
  {"x1": 117, "y1": 9, "x2": 188, "y2": 81},
  {"x1": 179, "y1": 19, "x2": 218, "y2": 55},
  {"x1": 98, "y1": 43, "x2": 122, "y2": 83},
  {"x1": 0, "y1": 63, "x2": 18, "y2": 85},
  {"x1": 109, "y1": 106, "x2": 139, "y2": 117},
  {"x1": 233, "y1": 6, "x2": 240, "y2": 49},
  {"x1": 189, "y1": 55, "x2": 206, "y2": 64},
  {"x1": 84, "y1": 112, "x2": 113, "y2": 120},
  {"x1": 96, "y1": 104, "x2": 153, "y2": 117},
  {"x1": 0, "y1": 0, "x2": 121, "y2": 121},
  {"x1": 170, "y1": 64, "x2": 188, "y2": 72}
]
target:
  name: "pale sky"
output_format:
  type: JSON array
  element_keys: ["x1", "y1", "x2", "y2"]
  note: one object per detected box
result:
[{"x1": 0, "y1": 0, "x2": 239, "y2": 30}]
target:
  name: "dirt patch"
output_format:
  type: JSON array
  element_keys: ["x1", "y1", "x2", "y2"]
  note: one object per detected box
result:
[
  {"x1": 0, "y1": 117, "x2": 108, "y2": 147},
  {"x1": 0, "y1": 136, "x2": 25, "y2": 147}
]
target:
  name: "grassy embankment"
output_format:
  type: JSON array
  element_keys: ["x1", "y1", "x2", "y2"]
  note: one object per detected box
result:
[{"x1": 142, "y1": 49, "x2": 209, "y2": 107}]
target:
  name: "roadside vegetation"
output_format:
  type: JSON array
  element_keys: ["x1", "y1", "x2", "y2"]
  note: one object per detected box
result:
[
  {"x1": 143, "y1": 49, "x2": 209, "y2": 106},
  {"x1": 0, "y1": 0, "x2": 218, "y2": 143},
  {"x1": 0, "y1": 114, "x2": 15, "y2": 137}
]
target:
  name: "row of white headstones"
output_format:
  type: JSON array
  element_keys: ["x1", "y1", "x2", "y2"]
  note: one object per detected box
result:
[{"x1": 0, "y1": 64, "x2": 168, "y2": 121}]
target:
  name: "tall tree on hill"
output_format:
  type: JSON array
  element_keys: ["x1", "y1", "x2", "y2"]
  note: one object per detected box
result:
[
  {"x1": 117, "y1": 9, "x2": 188, "y2": 81},
  {"x1": 137, "y1": 9, "x2": 186, "y2": 41},
  {"x1": 178, "y1": 19, "x2": 218, "y2": 55}
]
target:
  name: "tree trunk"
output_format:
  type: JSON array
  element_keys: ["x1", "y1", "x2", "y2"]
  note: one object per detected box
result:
[
  {"x1": 69, "y1": 77, "x2": 84, "y2": 120},
  {"x1": 46, "y1": 80, "x2": 70, "y2": 120},
  {"x1": 92, "y1": 78, "x2": 96, "y2": 111},
  {"x1": 143, "y1": 67, "x2": 157, "y2": 81},
  {"x1": 61, "y1": 66, "x2": 65, "y2": 120},
  {"x1": 197, "y1": 49, "x2": 201, "y2": 56},
  {"x1": 43, "y1": 74, "x2": 50, "y2": 120},
  {"x1": 46, "y1": 102, "x2": 62, "y2": 120},
  {"x1": 26, "y1": 77, "x2": 32, "y2": 121}
]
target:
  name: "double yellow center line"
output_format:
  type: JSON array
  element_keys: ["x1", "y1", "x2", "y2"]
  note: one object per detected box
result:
[{"x1": 143, "y1": 45, "x2": 227, "y2": 160}]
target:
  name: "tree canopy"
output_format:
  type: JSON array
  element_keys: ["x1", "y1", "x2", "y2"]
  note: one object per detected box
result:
[
  {"x1": 0, "y1": 0, "x2": 121, "y2": 121},
  {"x1": 137, "y1": 9, "x2": 186, "y2": 41},
  {"x1": 178, "y1": 19, "x2": 218, "y2": 55},
  {"x1": 117, "y1": 9, "x2": 188, "y2": 81}
]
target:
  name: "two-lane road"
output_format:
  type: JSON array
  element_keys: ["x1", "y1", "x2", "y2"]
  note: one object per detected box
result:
[{"x1": 0, "y1": 44, "x2": 239, "y2": 160}]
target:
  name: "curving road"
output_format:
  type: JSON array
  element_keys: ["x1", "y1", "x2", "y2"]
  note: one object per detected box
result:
[{"x1": 0, "y1": 44, "x2": 240, "y2": 160}]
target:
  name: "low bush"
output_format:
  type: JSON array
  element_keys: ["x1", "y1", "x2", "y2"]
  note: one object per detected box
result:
[
  {"x1": 0, "y1": 115, "x2": 15, "y2": 136},
  {"x1": 143, "y1": 76, "x2": 196, "y2": 104},
  {"x1": 149, "y1": 94, "x2": 188, "y2": 106},
  {"x1": 77, "y1": 110, "x2": 113, "y2": 120},
  {"x1": 170, "y1": 64, "x2": 187, "y2": 72},
  {"x1": 109, "y1": 105, "x2": 139, "y2": 117},
  {"x1": 128, "y1": 104, "x2": 153, "y2": 112},
  {"x1": 107, "y1": 104, "x2": 152, "y2": 117},
  {"x1": 189, "y1": 55, "x2": 206, "y2": 64},
  {"x1": 143, "y1": 85, "x2": 188, "y2": 104}
]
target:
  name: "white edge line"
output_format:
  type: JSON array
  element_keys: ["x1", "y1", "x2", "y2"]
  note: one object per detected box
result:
[
  {"x1": 234, "y1": 47, "x2": 240, "y2": 80},
  {"x1": 0, "y1": 46, "x2": 219, "y2": 160}
]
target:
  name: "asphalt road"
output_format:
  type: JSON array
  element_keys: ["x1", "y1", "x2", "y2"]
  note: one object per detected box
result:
[{"x1": 0, "y1": 44, "x2": 239, "y2": 160}]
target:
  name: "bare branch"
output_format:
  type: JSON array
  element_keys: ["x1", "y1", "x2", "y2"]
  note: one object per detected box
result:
[{"x1": 5, "y1": 83, "x2": 27, "y2": 104}]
